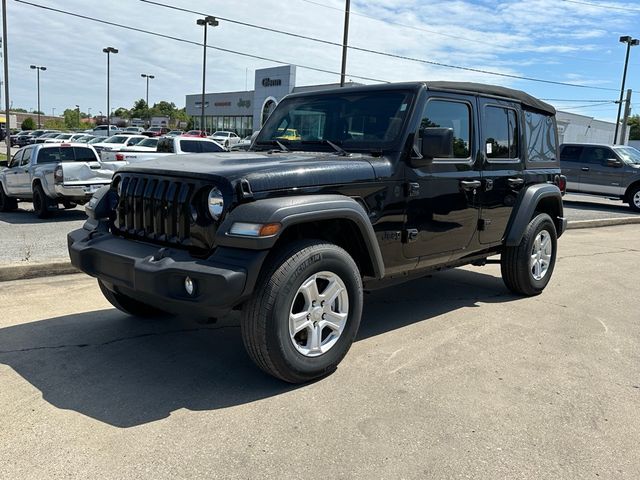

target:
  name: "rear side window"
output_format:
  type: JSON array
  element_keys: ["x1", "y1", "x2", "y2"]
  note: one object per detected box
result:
[
  {"x1": 73, "y1": 147, "x2": 97, "y2": 162},
  {"x1": 180, "y1": 140, "x2": 201, "y2": 153},
  {"x1": 200, "y1": 141, "x2": 224, "y2": 153},
  {"x1": 20, "y1": 148, "x2": 32, "y2": 166},
  {"x1": 525, "y1": 111, "x2": 557, "y2": 163},
  {"x1": 560, "y1": 145, "x2": 583, "y2": 162},
  {"x1": 421, "y1": 99, "x2": 472, "y2": 159},
  {"x1": 484, "y1": 106, "x2": 519, "y2": 160},
  {"x1": 156, "y1": 138, "x2": 175, "y2": 153}
]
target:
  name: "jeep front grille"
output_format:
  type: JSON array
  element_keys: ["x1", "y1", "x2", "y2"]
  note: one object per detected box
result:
[{"x1": 113, "y1": 174, "x2": 195, "y2": 247}]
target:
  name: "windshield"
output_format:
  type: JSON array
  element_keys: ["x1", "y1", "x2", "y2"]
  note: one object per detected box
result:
[
  {"x1": 137, "y1": 138, "x2": 158, "y2": 148},
  {"x1": 88, "y1": 137, "x2": 106, "y2": 144},
  {"x1": 104, "y1": 136, "x2": 128, "y2": 144},
  {"x1": 614, "y1": 146, "x2": 640, "y2": 165},
  {"x1": 255, "y1": 90, "x2": 414, "y2": 152}
]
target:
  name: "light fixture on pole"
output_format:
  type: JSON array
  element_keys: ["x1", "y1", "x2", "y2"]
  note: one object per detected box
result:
[
  {"x1": 29, "y1": 65, "x2": 46, "y2": 128},
  {"x1": 102, "y1": 46, "x2": 118, "y2": 132},
  {"x1": 75, "y1": 104, "x2": 80, "y2": 128},
  {"x1": 141, "y1": 73, "x2": 155, "y2": 129},
  {"x1": 196, "y1": 16, "x2": 218, "y2": 132},
  {"x1": 614, "y1": 36, "x2": 639, "y2": 144}
]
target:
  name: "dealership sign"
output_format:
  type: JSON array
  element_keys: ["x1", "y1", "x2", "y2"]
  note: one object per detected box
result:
[{"x1": 261, "y1": 77, "x2": 282, "y2": 87}]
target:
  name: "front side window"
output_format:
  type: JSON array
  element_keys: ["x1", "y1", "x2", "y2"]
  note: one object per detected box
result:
[
  {"x1": 525, "y1": 111, "x2": 557, "y2": 163},
  {"x1": 581, "y1": 146, "x2": 614, "y2": 165},
  {"x1": 420, "y1": 99, "x2": 471, "y2": 159},
  {"x1": 10, "y1": 150, "x2": 23, "y2": 168},
  {"x1": 484, "y1": 106, "x2": 518, "y2": 160}
]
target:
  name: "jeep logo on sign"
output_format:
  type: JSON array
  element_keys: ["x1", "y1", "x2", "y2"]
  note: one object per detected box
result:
[
  {"x1": 261, "y1": 78, "x2": 282, "y2": 87},
  {"x1": 237, "y1": 99, "x2": 251, "y2": 108}
]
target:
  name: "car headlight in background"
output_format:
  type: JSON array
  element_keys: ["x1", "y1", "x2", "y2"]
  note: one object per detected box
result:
[{"x1": 207, "y1": 187, "x2": 224, "y2": 221}]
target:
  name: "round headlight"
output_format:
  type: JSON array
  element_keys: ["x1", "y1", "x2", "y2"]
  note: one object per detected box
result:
[{"x1": 207, "y1": 187, "x2": 224, "y2": 220}]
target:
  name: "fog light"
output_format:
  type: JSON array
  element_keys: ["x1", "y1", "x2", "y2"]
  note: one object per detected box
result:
[{"x1": 184, "y1": 276, "x2": 195, "y2": 296}]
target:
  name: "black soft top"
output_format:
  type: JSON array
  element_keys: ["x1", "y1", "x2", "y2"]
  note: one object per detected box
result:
[{"x1": 426, "y1": 81, "x2": 555, "y2": 116}]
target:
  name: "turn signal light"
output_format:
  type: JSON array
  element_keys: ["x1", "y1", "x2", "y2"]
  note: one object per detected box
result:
[{"x1": 259, "y1": 223, "x2": 281, "y2": 236}]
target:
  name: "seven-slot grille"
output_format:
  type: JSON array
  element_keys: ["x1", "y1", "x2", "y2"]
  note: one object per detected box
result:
[{"x1": 114, "y1": 174, "x2": 196, "y2": 246}]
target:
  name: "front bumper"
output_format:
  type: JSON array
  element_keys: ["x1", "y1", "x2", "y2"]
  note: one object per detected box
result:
[{"x1": 68, "y1": 224, "x2": 267, "y2": 316}]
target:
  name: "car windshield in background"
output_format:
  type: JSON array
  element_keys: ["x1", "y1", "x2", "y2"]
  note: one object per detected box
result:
[
  {"x1": 104, "y1": 136, "x2": 128, "y2": 144},
  {"x1": 615, "y1": 146, "x2": 640, "y2": 165},
  {"x1": 256, "y1": 90, "x2": 414, "y2": 151}
]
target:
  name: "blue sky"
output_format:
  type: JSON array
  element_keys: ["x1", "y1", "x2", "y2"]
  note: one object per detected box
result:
[{"x1": 3, "y1": 0, "x2": 640, "y2": 122}]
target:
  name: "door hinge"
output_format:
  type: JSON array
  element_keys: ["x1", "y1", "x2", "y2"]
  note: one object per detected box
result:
[
  {"x1": 405, "y1": 182, "x2": 420, "y2": 197},
  {"x1": 403, "y1": 228, "x2": 419, "y2": 243}
]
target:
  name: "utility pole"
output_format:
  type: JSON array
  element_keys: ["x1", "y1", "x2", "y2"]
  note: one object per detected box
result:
[
  {"x1": 339, "y1": 0, "x2": 350, "y2": 87},
  {"x1": 29, "y1": 65, "x2": 46, "y2": 128},
  {"x1": 614, "y1": 36, "x2": 638, "y2": 144},
  {"x1": 102, "y1": 47, "x2": 118, "y2": 132},
  {"x1": 1, "y1": 1, "x2": 9, "y2": 159},
  {"x1": 619, "y1": 89, "x2": 633, "y2": 145},
  {"x1": 196, "y1": 16, "x2": 218, "y2": 133},
  {"x1": 141, "y1": 73, "x2": 154, "y2": 128}
]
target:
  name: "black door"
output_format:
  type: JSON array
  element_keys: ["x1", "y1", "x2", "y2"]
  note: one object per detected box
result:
[
  {"x1": 478, "y1": 99, "x2": 524, "y2": 245},
  {"x1": 403, "y1": 95, "x2": 480, "y2": 264}
]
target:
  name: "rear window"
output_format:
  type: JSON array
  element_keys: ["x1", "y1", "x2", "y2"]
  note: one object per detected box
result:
[
  {"x1": 37, "y1": 146, "x2": 94, "y2": 163},
  {"x1": 156, "y1": 138, "x2": 175, "y2": 153},
  {"x1": 525, "y1": 111, "x2": 558, "y2": 164}
]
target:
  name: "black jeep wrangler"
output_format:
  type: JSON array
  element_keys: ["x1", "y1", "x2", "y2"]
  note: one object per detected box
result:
[{"x1": 68, "y1": 82, "x2": 567, "y2": 383}]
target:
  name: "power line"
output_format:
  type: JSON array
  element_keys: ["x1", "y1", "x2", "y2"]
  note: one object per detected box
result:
[
  {"x1": 560, "y1": 0, "x2": 640, "y2": 13},
  {"x1": 556, "y1": 101, "x2": 616, "y2": 110},
  {"x1": 138, "y1": 0, "x2": 621, "y2": 92},
  {"x1": 13, "y1": 0, "x2": 389, "y2": 83},
  {"x1": 541, "y1": 98, "x2": 617, "y2": 102}
]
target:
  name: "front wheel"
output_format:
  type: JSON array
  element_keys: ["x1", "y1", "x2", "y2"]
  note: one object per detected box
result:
[
  {"x1": 628, "y1": 185, "x2": 640, "y2": 212},
  {"x1": 241, "y1": 240, "x2": 363, "y2": 383},
  {"x1": 501, "y1": 213, "x2": 558, "y2": 296}
]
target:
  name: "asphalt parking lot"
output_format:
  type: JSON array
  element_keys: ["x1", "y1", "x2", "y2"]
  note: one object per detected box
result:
[
  {"x1": 0, "y1": 193, "x2": 638, "y2": 267},
  {"x1": 1, "y1": 225, "x2": 639, "y2": 479}
]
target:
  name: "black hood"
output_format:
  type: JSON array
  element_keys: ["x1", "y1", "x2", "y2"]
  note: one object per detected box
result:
[{"x1": 120, "y1": 151, "x2": 378, "y2": 192}]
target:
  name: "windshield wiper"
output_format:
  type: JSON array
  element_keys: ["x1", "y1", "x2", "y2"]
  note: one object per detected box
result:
[{"x1": 301, "y1": 140, "x2": 350, "y2": 157}]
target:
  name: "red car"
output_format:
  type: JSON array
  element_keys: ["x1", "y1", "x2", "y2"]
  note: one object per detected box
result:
[
  {"x1": 182, "y1": 130, "x2": 209, "y2": 138},
  {"x1": 142, "y1": 126, "x2": 170, "y2": 137}
]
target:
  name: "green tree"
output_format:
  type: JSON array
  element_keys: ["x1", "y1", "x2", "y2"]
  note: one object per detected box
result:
[
  {"x1": 21, "y1": 117, "x2": 35, "y2": 130},
  {"x1": 628, "y1": 114, "x2": 640, "y2": 140},
  {"x1": 43, "y1": 118, "x2": 66, "y2": 130},
  {"x1": 63, "y1": 108, "x2": 80, "y2": 129},
  {"x1": 13, "y1": 108, "x2": 28, "y2": 113},
  {"x1": 113, "y1": 107, "x2": 130, "y2": 118},
  {"x1": 129, "y1": 99, "x2": 148, "y2": 119}
]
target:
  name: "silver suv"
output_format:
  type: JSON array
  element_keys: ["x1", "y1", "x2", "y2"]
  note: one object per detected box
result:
[{"x1": 560, "y1": 143, "x2": 640, "y2": 211}]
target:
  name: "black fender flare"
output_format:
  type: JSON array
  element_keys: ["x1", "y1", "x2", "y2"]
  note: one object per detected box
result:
[
  {"x1": 504, "y1": 184, "x2": 564, "y2": 246},
  {"x1": 216, "y1": 194, "x2": 385, "y2": 279}
]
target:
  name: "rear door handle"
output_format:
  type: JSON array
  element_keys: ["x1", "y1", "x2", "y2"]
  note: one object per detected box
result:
[
  {"x1": 460, "y1": 180, "x2": 481, "y2": 191},
  {"x1": 581, "y1": 167, "x2": 590, "y2": 172},
  {"x1": 507, "y1": 178, "x2": 524, "y2": 188}
]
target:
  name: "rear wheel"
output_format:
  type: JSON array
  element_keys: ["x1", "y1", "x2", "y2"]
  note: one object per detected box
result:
[
  {"x1": 32, "y1": 184, "x2": 54, "y2": 219},
  {"x1": 501, "y1": 213, "x2": 558, "y2": 296},
  {"x1": 98, "y1": 280, "x2": 168, "y2": 317},
  {"x1": 628, "y1": 185, "x2": 640, "y2": 212},
  {"x1": 241, "y1": 240, "x2": 363, "y2": 383},
  {"x1": 0, "y1": 186, "x2": 18, "y2": 212}
]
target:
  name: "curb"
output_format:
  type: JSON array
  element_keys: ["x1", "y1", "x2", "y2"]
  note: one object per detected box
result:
[
  {"x1": 566, "y1": 216, "x2": 640, "y2": 229},
  {"x1": 0, "y1": 218, "x2": 639, "y2": 282},
  {"x1": 0, "y1": 260, "x2": 78, "y2": 282}
]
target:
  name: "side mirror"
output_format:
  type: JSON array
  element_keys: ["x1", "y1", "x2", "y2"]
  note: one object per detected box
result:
[
  {"x1": 411, "y1": 127, "x2": 454, "y2": 168},
  {"x1": 606, "y1": 158, "x2": 622, "y2": 168},
  {"x1": 0, "y1": 160, "x2": 7, "y2": 168}
]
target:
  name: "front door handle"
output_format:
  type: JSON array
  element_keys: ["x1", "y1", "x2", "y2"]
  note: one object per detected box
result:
[
  {"x1": 460, "y1": 180, "x2": 481, "y2": 191},
  {"x1": 508, "y1": 178, "x2": 524, "y2": 188},
  {"x1": 581, "y1": 167, "x2": 590, "y2": 172}
]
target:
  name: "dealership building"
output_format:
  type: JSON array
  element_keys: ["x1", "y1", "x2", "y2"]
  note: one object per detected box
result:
[{"x1": 185, "y1": 65, "x2": 358, "y2": 137}]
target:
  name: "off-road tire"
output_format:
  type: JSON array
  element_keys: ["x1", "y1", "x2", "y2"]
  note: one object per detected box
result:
[
  {"x1": 501, "y1": 213, "x2": 557, "y2": 296},
  {"x1": 98, "y1": 280, "x2": 167, "y2": 318},
  {"x1": 0, "y1": 185, "x2": 18, "y2": 212},
  {"x1": 32, "y1": 184, "x2": 53, "y2": 219},
  {"x1": 241, "y1": 240, "x2": 363, "y2": 383},
  {"x1": 627, "y1": 185, "x2": 640, "y2": 212}
]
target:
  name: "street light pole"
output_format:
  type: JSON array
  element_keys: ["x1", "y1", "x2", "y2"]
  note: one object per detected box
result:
[
  {"x1": 141, "y1": 73, "x2": 154, "y2": 129},
  {"x1": 29, "y1": 65, "x2": 46, "y2": 128},
  {"x1": 614, "y1": 36, "x2": 639, "y2": 144},
  {"x1": 75, "y1": 104, "x2": 80, "y2": 128},
  {"x1": 196, "y1": 16, "x2": 218, "y2": 133},
  {"x1": 2, "y1": 0, "x2": 11, "y2": 159},
  {"x1": 102, "y1": 47, "x2": 118, "y2": 132},
  {"x1": 340, "y1": 0, "x2": 350, "y2": 87}
]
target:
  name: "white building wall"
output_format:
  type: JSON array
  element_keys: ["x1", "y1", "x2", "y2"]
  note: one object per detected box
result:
[{"x1": 556, "y1": 111, "x2": 629, "y2": 145}]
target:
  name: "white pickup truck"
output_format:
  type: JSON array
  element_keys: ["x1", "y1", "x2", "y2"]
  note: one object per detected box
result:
[
  {"x1": 0, "y1": 143, "x2": 114, "y2": 218},
  {"x1": 112, "y1": 136, "x2": 225, "y2": 163}
]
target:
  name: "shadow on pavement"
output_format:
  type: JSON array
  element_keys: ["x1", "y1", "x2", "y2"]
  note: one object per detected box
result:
[
  {"x1": 0, "y1": 206, "x2": 87, "y2": 224},
  {"x1": 563, "y1": 198, "x2": 637, "y2": 216},
  {"x1": 0, "y1": 268, "x2": 518, "y2": 428}
]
